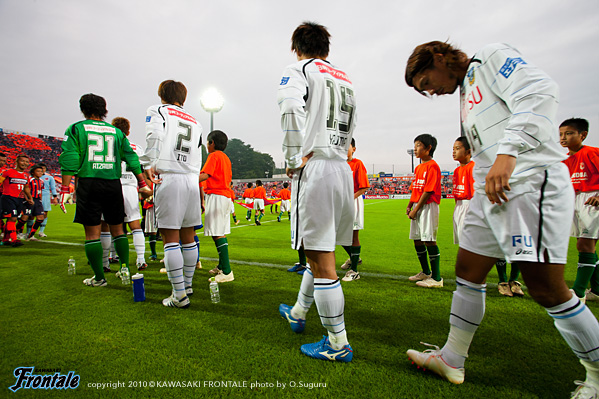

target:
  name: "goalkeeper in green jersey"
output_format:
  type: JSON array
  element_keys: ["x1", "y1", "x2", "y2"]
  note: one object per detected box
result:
[{"x1": 59, "y1": 93, "x2": 151, "y2": 287}]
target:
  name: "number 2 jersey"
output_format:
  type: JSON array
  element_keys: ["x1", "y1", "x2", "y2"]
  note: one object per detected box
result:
[
  {"x1": 278, "y1": 58, "x2": 357, "y2": 168},
  {"x1": 59, "y1": 120, "x2": 142, "y2": 179},
  {"x1": 140, "y1": 104, "x2": 202, "y2": 175},
  {"x1": 460, "y1": 43, "x2": 565, "y2": 193}
]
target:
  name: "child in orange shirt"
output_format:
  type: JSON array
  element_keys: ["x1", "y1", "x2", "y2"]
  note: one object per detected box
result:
[
  {"x1": 200, "y1": 130, "x2": 234, "y2": 283},
  {"x1": 242, "y1": 183, "x2": 254, "y2": 221},
  {"x1": 230, "y1": 181, "x2": 239, "y2": 226},
  {"x1": 407, "y1": 134, "x2": 442, "y2": 288},
  {"x1": 253, "y1": 180, "x2": 266, "y2": 226},
  {"x1": 278, "y1": 182, "x2": 291, "y2": 222}
]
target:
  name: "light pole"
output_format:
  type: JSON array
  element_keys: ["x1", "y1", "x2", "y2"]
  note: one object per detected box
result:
[
  {"x1": 265, "y1": 171, "x2": 268, "y2": 179},
  {"x1": 407, "y1": 149, "x2": 415, "y2": 173},
  {"x1": 200, "y1": 88, "x2": 224, "y2": 132}
]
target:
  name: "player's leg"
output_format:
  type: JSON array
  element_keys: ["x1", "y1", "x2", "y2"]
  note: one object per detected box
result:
[
  {"x1": 180, "y1": 227, "x2": 198, "y2": 295},
  {"x1": 161, "y1": 228, "x2": 189, "y2": 306},
  {"x1": 212, "y1": 235, "x2": 233, "y2": 281},
  {"x1": 27, "y1": 215, "x2": 44, "y2": 240},
  {"x1": 342, "y1": 230, "x2": 361, "y2": 281},
  {"x1": 520, "y1": 261, "x2": 599, "y2": 392},
  {"x1": 99, "y1": 221, "x2": 112, "y2": 272},
  {"x1": 83, "y1": 224, "x2": 106, "y2": 285},
  {"x1": 128, "y1": 220, "x2": 147, "y2": 270},
  {"x1": 495, "y1": 259, "x2": 512, "y2": 296},
  {"x1": 288, "y1": 246, "x2": 307, "y2": 273},
  {"x1": 407, "y1": 248, "x2": 495, "y2": 383},
  {"x1": 572, "y1": 238, "x2": 598, "y2": 299},
  {"x1": 409, "y1": 239, "x2": 431, "y2": 280},
  {"x1": 508, "y1": 263, "x2": 524, "y2": 296}
]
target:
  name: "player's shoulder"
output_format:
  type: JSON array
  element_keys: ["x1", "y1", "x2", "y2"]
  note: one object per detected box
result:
[{"x1": 476, "y1": 43, "x2": 519, "y2": 60}]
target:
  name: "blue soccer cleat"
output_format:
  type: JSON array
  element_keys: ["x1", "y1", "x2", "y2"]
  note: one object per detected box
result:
[
  {"x1": 287, "y1": 263, "x2": 304, "y2": 273},
  {"x1": 300, "y1": 335, "x2": 353, "y2": 362},
  {"x1": 279, "y1": 304, "x2": 306, "y2": 333}
]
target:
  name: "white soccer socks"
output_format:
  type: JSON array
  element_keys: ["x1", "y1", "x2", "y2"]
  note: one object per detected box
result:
[
  {"x1": 314, "y1": 278, "x2": 348, "y2": 350},
  {"x1": 131, "y1": 229, "x2": 146, "y2": 264},
  {"x1": 181, "y1": 242, "x2": 198, "y2": 289},
  {"x1": 546, "y1": 294, "x2": 599, "y2": 363},
  {"x1": 164, "y1": 243, "x2": 186, "y2": 300},
  {"x1": 100, "y1": 232, "x2": 111, "y2": 267},
  {"x1": 442, "y1": 277, "x2": 486, "y2": 368},
  {"x1": 291, "y1": 266, "x2": 314, "y2": 320}
]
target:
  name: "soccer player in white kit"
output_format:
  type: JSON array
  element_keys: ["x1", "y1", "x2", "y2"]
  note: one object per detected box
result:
[
  {"x1": 277, "y1": 22, "x2": 355, "y2": 362},
  {"x1": 404, "y1": 41, "x2": 599, "y2": 397},
  {"x1": 140, "y1": 80, "x2": 203, "y2": 309}
]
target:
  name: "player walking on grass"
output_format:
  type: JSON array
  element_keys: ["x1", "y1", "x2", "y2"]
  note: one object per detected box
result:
[
  {"x1": 278, "y1": 182, "x2": 291, "y2": 222},
  {"x1": 340, "y1": 138, "x2": 369, "y2": 282},
  {"x1": 201, "y1": 130, "x2": 234, "y2": 283},
  {"x1": 141, "y1": 80, "x2": 202, "y2": 307},
  {"x1": 277, "y1": 22, "x2": 355, "y2": 362},
  {"x1": 404, "y1": 41, "x2": 599, "y2": 397},
  {"x1": 242, "y1": 183, "x2": 254, "y2": 221},
  {"x1": 229, "y1": 181, "x2": 239, "y2": 225},
  {"x1": 0, "y1": 154, "x2": 33, "y2": 247},
  {"x1": 59, "y1": 93, "x2": 149, "y2": 288},
  {"x1": 452, "y1": 137, "x2": 524, "y2": 297},
  {"x1": 407, "y1": 134, "x2": 443, "y2": 288},
  {"x1": 253, "y1": 180, "x2": 266, "y2": 226},
  {"x1": 31, "y1": 163, "x2": 56, "y2": 238},
  {"x1": 24, "y1": 164, "x2": 46, "y2": 241},
  {"x1": 560, "y1": 118, "x2": 599, "y2": 304}
]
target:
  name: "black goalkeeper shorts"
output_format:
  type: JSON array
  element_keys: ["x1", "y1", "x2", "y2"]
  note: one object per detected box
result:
[{"x1": 74, "y1": 178, "x2": 125, "y2": 226}]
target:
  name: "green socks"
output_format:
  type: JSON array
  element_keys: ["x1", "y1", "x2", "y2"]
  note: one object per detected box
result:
[
  {"x1": 350, "y1": 245, "x2": 361, "y2": 272},
  {"x1": 113, "y1": 234, "x2": 130, "y2": 273},
  {"x1": 427, "y1": 245, "x2": 441, "y2": 281},
  {"x1": 573, "y1": 252, "x2": 598, "y2": 298},
  {"x1": 85, "y1": 239, "x2": 105, "y2": 280},
  {"x1": 509, "y1": 263, "x2": 520, "y2": 282},
  {"x1": 496, "y1": 259, "x2": 508, "y2": 283},
  {"x1": 298, "y1": 247, "x2": 307, "y2": 266},
  {"x1": 149, "y1": 234, "x2": 157, "y2": 256},
  {"x1": 258, "y1": 212, "x2": 264, "y2": 221},
  {"x1": 415, "y1": 244, "x2": 430, "y2": 275},
  {"x1": 215, "y1": 237, "x2": 231, "y2": 274}
]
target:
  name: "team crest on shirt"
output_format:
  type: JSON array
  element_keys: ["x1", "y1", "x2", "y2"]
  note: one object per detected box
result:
[
  {"x1": 467, "y1": 68, "x2": 475, "y2": 85},
  {"x1": 280, "y1": 77, "x2": 290, "y2": 85},
  {"x1": 580, "y1": 162, "x2": 585, "y2": 170},
  {"x1": 146, "y1": 116, "x2": 151, "y2": 122}
]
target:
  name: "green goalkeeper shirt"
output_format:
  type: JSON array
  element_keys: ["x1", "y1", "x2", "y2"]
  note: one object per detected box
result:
[{"x1": 59, "y1": 119, "x2": 142, "y2": 179}]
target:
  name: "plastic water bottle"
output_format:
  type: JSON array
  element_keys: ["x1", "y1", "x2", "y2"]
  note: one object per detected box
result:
[
  {"x1": 120, "y1": 266, "x2": 131, "y2": 285},
  {"x1": 68, "y1": 256, "x2": 76, "y2": 275},
  {"x1": 209, "y1": 278, "x2": 220, "y2": 303}
]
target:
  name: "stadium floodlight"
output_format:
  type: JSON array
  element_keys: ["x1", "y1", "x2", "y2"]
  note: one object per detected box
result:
[
  {"x1": 200, "y1": 88, "x2": 225, "y2": 132},
  {"x1": 407, "y1": 149, "x2": 415, "y2": 173}
]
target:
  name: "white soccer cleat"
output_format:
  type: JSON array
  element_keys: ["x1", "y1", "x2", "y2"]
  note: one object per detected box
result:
[
  {"x1": 82, "y1": 277, "x2": 107, "y2": 287},
  {"x1": 159, "y1": 267, "x2": 167, "y2": 274},
  {"x1": 571, "y1": 380, "x2": 599, "y2": 398},
  {"x1": 341, "y1": 259, "x2": 352, "y2": 270},
  {"x1": 208, "y1": 266, "x2": 220, "y2": 275},
  {"x1": 407, "y1": 343, "x2": 465, "y2": 385},
  {"x1": 162, "y1": 294, "x2": 190, "y2": 308},
  {"x1": 214, "y1": 270, "x2": 234, "y2": 283},
  {"x1": 585, "y1": 289, "x2": 599, "y2": 302},
  {"x1": 342, "y1": 270, "x2": 360, "y2": 282},
  {"x1": 416, "y1": 277, "x2": 443, "y2": 288},
  {"x1": 196, "y1": 261, "x2": 202, "y2": 269},
  {"x1": 38, "y1": 232, "x2": 47, "y2": 238},
  {"x1": 409, "y1": 271, "x2": 431, "y2": 281},
  {"x1": 509, "y1": 280, "x2": 525, "y2": 297},
  {"x1": 571, "y1": 289, "x2": 587, "y2": 305},
  {"x1": 497, "y1": 282, "x2": 513, "y2": 297}
]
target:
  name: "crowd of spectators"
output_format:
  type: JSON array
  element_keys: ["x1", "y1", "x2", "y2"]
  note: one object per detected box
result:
[
  {"x1": 365, "y1": 175, "x2": 453, "y2": 197},
  {"x1": 0, "y1": 130, "x2": 62, "y2": 174}
]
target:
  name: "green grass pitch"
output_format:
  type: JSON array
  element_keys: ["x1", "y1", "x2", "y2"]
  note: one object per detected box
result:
[{"x1": 1, "y1": 199, "x2": 596, "y2": 398}]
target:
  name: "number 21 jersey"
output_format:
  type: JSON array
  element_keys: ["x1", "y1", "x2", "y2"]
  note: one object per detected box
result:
[{"x1": 141, "y1": 104, "x2": 203, "y2": 175}]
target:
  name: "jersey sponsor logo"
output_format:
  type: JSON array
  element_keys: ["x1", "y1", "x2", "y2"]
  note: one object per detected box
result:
[
  {"x1": 146, "y1": 116, "x2": 152, "y2": 122},
  {"x1": 167, "y1": 108, "x2": 197, "y2": 124},
  {"x1": 92, "y1": 163, "x2": 114, "y2": 170},
  {"x1": 314, "y1": 62, "x2": 352, "y2": 84},
  {"x1": 512, "y1": 235, "x2": 534, "y2": 255},
  {"x1": 280, "y1": 77, "x2": 290, "y2": 85},
  {"x1": 499, "y1": 57, "x2": 527, "y2": 79},
  {"x1": 84, "y1": 124, "x2": 116, "y2": 133},
  {"x1": 9, "y1": 177, "x2": 28, "y2": 185}
]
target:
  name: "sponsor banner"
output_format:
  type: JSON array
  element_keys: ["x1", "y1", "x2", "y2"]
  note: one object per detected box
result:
[
  {"x1": 390, "y1": 194, "x2": 411, "y2": 199},
  {"x1": 314, "y1": 62, "x2": 352, "y2": 83},
  {"x1": 364, "y1": 195, "x2": 389, "y2": 199},
  {"x1": 84, "y1": 124, "x2": 116, "y2": 133},
  {"x1": 168, "y1": 108, "x2": 197, "y2": 124}
]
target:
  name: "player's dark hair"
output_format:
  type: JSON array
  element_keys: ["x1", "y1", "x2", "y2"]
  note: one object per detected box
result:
[
  {"x1": 79, "y1": 93, "x2": 108, "y2": 120},
  {"x1": 283, "y1": 182, "x2": 289, "y2": 188},
  {"x1": 455, "y1": 136, "x2": 471, "y2": 151},
  {"x1": 291, "y1": 22, "x2": 330, "y2": 59},
  {"x1": 111, "y1": 117, "x2": 130, "y2": 134},
  {"x1": 247, "y1": 182, "x2": 253, "y2": 188},
  {"x1": 560, "y1": 118, "x2": 589, "y2": 133},
  {"x1": 0, "y1": 152, "x2": 6, "y2": 158},
  {"x1": 414, "y1": 133, "x2": 437, "y2": 157},
  {"x1": 405, "y1": 41, "x2": 468, "y2": 94},
  {"x1": 38, "y1": 162, "x2": 47, "y2": 168},
  {"x1": 158, "y1": 80, "x2": 187, "y2": 106},
  {"x1": 30, "y1": 164, "x2": 43, "y2": 175},
  {"x1": 207, "y1": 130, "x2": 228, "y2": 151},
  {"x1": 16, "y1": 153, "x2": 29, "y2": 160},
  {"x1": 255, "y1": 180, "x2": 263, "y2": 186},
  {"x1": 351, "y1": 138, "x2": 356, "y2": 147}
]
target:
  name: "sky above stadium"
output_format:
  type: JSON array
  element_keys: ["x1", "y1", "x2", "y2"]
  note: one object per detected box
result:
[{"x1": 0, "y1": 0, "x2": 597, "y2": 174}]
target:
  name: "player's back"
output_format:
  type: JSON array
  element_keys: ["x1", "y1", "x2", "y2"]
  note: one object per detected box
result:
[{"x1": 121, "y1": 141, "x2": 144, "y2": 186}]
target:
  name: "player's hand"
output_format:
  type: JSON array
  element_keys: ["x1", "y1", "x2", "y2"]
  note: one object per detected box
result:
[
  {"x1": 59, "y1": 184, "x2": 69, "y2": 213},
  {"x1": 27, "y1": 198, "x2": 34, "y2": 205},
  {"x1": 144, "y1": 168, "x2": 162, "y2": 184},
  {"x1": 408, "y1": 208, "x2": 418, "y2": 220},
  {"x1": 485, "y1": 155, "x2": 516, "y2": 205},
  {"x1": 286, "y1": 153, "x2": 313, "y2": 178},
  {"x1": 585, "y1": 196, "x2": 599, "y2": 207}
]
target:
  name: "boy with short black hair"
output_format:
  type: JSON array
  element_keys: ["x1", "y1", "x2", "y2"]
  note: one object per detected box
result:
[
  {"x1": 278, "y1": 182, "x2": 291, "y2": 222},
  {"x1": 242, "y1": 182, "x2": 254, "y2": 221},
  {"x1": 24, "y1": 164, "x2": 46, "y2": 241},
  {"x1": 407, "y1": 133, "x2": 442, "y2": 288},
  {"x1": 253, "y1": 180, "x2": 266, "y2": 226},
  {"x1": 201, "y1": 130, "x2": 234, "y2": 283},
  {"x1": 560, "y1": 117, "x2": 599, "y2": 303}
]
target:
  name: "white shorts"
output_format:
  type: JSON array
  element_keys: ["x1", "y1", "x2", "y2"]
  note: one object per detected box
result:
[
  {"x1": 244, "y1": 198, "x2": 253, "y2": 205},
  {"x1": 280, "y1": 199, "x2": 290, "y2": 213},
  {"x1": 460, "y1": 163, "x2": 574, "y2": 264},
  {"x1": 571, "y1": 191, "x2": 599, "y2": 239},
  {"x1": 453, "y1": 199, "x2": 471, "y2": 245},
  {"x1": 154, "y1": 173, "x2": 202, "y2": 229},
  {"x1": 253, "y1": 198, "x2": 265, "y2": 210},
  {"x1": 409, "y1": 202, "x2": 439, "y2": 242},
  {"x1": 230, "y1": 200, "x2": 235, "y2": 214},
  {"x1": 144, "y1": 206, "x2": 157, "y2": 234},
  {"x1": 204, "y1": 194, "x2": 231, "y2": 237},
  {"x1": 353, "y1": 196, "x2": 364, "y2": 230},
  {"x1": 122, "y1": 185, "x2": 141, "y2": 223},
  {"x1": 292, "y1": 158, "x2": 353, "y2": 251}
]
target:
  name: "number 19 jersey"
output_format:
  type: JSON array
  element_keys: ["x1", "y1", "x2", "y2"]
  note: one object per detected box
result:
[
  {"x1": 141, "y1": 104, "x2": 203, "y2": 175},
  {"x1": 278, "y1": 59, "x2": 357, "y2": 168}
]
